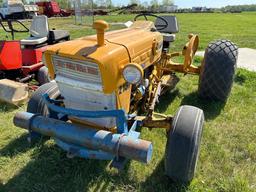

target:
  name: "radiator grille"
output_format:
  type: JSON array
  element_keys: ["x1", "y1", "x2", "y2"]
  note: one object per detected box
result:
[{"x1": 52, "y1": 55, "x2": 102, "y2": 84}]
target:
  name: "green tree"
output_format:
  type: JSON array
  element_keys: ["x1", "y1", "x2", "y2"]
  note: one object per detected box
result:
[
  {"x1": 56, "y1": 0, "x2": 72, "y2": 9},
  {"x1": 150, "y1": 0, "x2": 159, "y2": 10},
  {"x1": 106, "y1": 0, "x2": 112, "y2": 8},
  {"x1": 161, "y1": 0, "x2": 173, "y2": 6},
  {"x1": 221, "y1": 4, "x2": 256, "y2": 12},
  {"x1": 95, "y1": 0, "x2": 104, "y2": 8},
  {"x1": 130, "y1": 0, "x2": 140, "y2": 5},
  {"x1": 142, "y1": 1, "x2": 149, "y2": 8}
]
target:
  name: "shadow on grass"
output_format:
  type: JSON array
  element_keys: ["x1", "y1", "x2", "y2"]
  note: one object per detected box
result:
[
  {"x1": 234, "y1": 72, "x2": 246, "y2": 85},
  {"x1": 0, "y1": 102, "x2": 18, "y2": 113},
  {"x1": 0, "y1": 134, "x2": 137, "y2": 192},
  {"x1": 156, "y1": 89, "x2": 180, "y2": 113},
  {"x1": 0, "y1": 134, "x2": 191, "y2": 192},
  {"x1": 156, "y1": 89, "x2": 225, "y2": 120},
  {"x1": 141, "y1": 159, "x2": 188, "y2": 192},
  {"x1": 0, "y1": 134, "x2": 30, "y2": 157},
  {"x1": 180, "y1": 92, "x2": 225, "y2": 120},
  {"x1": 0, "y1": 134, "x2": 51, "y2": 158}
]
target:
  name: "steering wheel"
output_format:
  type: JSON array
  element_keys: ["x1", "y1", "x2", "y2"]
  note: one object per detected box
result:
[{"x1": 134, "y1": 13, "x2": 168, "y2": 31}]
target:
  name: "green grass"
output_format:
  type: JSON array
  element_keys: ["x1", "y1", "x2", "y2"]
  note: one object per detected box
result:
[
  {"x1": 1, "y1": 12, "x2": 256, "y2": 50},
  {"x1": 0, "y1": 13, "x2": 256, "y2": 192}
]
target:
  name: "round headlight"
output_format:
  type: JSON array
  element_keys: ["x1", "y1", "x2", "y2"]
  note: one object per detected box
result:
[{"x1": 122, "y1": 63, "x2": 144, "y2": 84}]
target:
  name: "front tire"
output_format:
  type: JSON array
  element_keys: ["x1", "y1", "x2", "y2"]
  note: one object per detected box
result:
[
  {"x1": 27, "y1": 81, "x2": 60, "y2": 116},
  {"x1": 165, "y1": 105, "x2": 204, "y2": 183},
  {"x1": 0, "y1": 14, "x2": 4, "y2": 20},
  {"x1": 198, "y1": 40, "x2": 238, "y2": 101},
  {"x1": 36, "y1": 66, "x2": 50, "y2": 85}
]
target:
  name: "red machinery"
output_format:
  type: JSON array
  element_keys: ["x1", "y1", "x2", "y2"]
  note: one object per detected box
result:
[
  {"x1": 0, "y1": 17, "x2": 70, "y2": 104},
  {"x1": 36, "y1": 1, "x2": 72, "y2": 17},
  {"x1": 0, "y1": 40, "x2": 47, "y2": 82},
  {"x1": 0, "y1": 18, "x2": 69, "y2": 82},
  {"x1": 0, "y1": 20, "x2": 45, "y2": 83}
]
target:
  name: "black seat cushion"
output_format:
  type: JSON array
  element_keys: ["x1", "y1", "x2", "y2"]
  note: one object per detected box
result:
[
  {"x1": 48, "y1": 30, "x2": 70, "y2": 44},
  {"x1": 155, "y1": 15, "x2": 179, "y2": 34}
]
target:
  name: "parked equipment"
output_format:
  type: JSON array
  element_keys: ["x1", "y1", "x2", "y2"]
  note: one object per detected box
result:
[
  {"x1": 14, "y1": 14, "x2": 238, "y2": 183},
  {"x1": 0, "y1": 15, "x2": 70, "y2": 104},
  {"x1": 0, "y1": 0, "x2": 38, "y2": 19},
  {"x1": 93, "y1": 3, "x2": 138, "y2": 15},
  {"x1": 36, "y1": 1, "x2": 71, "y2": 17}
]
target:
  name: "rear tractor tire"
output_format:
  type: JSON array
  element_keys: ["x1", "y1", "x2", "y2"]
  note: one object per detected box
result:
[
  {"x1": 165, "y1": 105, "x2": 204, "y2": 183},
  {"x1": 198, "y1": 40, "x2": 238, "y2": 101}
]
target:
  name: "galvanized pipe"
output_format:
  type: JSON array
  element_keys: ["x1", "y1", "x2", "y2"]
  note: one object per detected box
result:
[{"x1": 14, "y1": 112, "x2": 153, "y2": 163}]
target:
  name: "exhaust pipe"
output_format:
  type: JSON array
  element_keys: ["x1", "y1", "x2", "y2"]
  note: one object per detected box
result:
[
  {"x1": 93, "y1": 20, "x2": 109, "y2": 46},
  {"x1": 14, "y1": 112, "x2": 153, "y2": 164}
]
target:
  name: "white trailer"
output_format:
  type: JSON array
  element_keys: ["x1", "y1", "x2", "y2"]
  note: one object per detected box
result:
[{"x1": 0, "y1": 0, "x2": 38, "y2": 19}]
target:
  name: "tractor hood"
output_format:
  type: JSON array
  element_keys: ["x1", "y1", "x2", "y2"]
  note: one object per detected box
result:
[{"x1": 45, "y1": 21, "x2": 163, "y2": 94}]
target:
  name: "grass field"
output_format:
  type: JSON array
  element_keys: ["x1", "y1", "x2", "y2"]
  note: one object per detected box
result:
[{"x1": 0, "y1": 12, "x2": 256, "y2": 192}]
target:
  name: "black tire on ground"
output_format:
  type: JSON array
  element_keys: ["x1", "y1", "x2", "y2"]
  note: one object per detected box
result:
[
  {"x1": 37, "y1": 66, "x2": 50, "y2": 85},
  {"x1": 165, "y1": 105, "x2": 204, "y2": 183},
  {"x1": 27, "y1": 81, "x2": 60, "y2": 116},
  {"x1": 198, "y1": 40, "x2": 238, "y2": 101},
  {"x1": 0, "y1": 14, "x2": 4, "y2": 20}
]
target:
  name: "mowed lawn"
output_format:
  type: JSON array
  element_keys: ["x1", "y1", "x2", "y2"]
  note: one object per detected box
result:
[{"x1": 0, "y1": 13, "x2": 256, "y2": 192}]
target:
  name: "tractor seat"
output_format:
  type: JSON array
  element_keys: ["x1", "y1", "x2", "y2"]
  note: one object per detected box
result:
[
  {"x1": 155, "y1": 15, "x2": 179, "y2": 43},
  {"x1": 163, "y1": 34, "x2": 176, "y2": 42},
  {"x1": 21, "y1": 15, "x2": 49, "y2": 46},
  {"x1": 21, "y1": 36, "x2": 48, "y2": 45},
  {"x1": 48, "y1": 29, "x2": 70, "y2": 44}
]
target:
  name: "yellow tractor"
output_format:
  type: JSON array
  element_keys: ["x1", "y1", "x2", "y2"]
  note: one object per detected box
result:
[{"x1": 14, "y1": 14, "x2": 238, "y2": 183}]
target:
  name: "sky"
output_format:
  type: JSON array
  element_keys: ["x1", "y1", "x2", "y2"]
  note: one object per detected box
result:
[{"x1": 112, "y1": 0, "x2": 256, "y2": 8}]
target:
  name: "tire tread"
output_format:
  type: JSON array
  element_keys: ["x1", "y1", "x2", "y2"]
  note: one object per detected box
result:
[{"x1": 199, "y1": 40, "x2": 238, "y2": 101}]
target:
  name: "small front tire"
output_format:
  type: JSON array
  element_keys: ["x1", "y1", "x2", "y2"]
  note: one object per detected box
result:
[
  {"x1": 165, "y1": 105, "x2": 204, "y2": 183},
  {"x1": 27, "y1": 81, "x2": 60, "y2": 116},
  {"x1": 37, "y1": 66, "x2": 50, "y2": 86}
]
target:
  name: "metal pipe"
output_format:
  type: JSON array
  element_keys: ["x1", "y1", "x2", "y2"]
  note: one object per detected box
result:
[
  {"x1": 18, "y1": 74, "x2": 34, "y2": 83},
  {"x1": 14, "y1": 112, "x2": 153, "y2": 163}
]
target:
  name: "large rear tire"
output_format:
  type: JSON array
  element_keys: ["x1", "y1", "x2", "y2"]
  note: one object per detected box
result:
[
  {"x1": 165, "y1": 105, "x2": 204, "y2": 183},
  {"x1": 198, "y1": 40, "x2": 238, "y2": 101},
  {"x1": 27, "y1": 81, "x2": 60, "y2": 116}
]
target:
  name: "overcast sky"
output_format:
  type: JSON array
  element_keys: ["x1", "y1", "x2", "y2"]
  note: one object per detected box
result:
[{"x1": 112, "y1": 0, "x2": 256, "y2": 8}]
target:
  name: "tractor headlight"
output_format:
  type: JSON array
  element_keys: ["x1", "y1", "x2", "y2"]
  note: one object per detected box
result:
[{"x1": 122, "y1": 63, "x2": 144, "y2": 84}]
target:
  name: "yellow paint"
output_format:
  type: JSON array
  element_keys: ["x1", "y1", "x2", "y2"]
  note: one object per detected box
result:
[
  {"x1": 166, "y1": 34, "x2": 201, "y2": 74},
  {"x1": 116, "y1": 87, "x2": 131, "y2": 112},
  {"x1": 93, "y1": 20, "x2": 109, "y2": 46},
  {"x1": 44, "y1": 20, "x2": 163, "y2": 112}
]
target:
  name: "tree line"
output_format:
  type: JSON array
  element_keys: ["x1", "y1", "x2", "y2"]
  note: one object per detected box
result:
[
  {"x1": 22, "y1": 1, "x2": 256, "y2": 13},
  {"x1": 222, "y1": 4, "x2": 256, "y2": 12},
  {"x1": 48, "y1": 0, "x2": 174, "y2": 10}
]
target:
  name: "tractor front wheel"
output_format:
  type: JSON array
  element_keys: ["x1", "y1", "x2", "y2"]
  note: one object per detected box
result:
[
  {"x1": 36, "y1": 66, "x2": 50, "y2": 85},
  {"x1": 165, "y1": 105, "x2": 204, "y2": 183},
  {"x1": 198, "y1": 40, "x2": 238, "y2": 101},
  {"x1": 27, "y1": 81, "x2": 60, "y2": 116}
]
